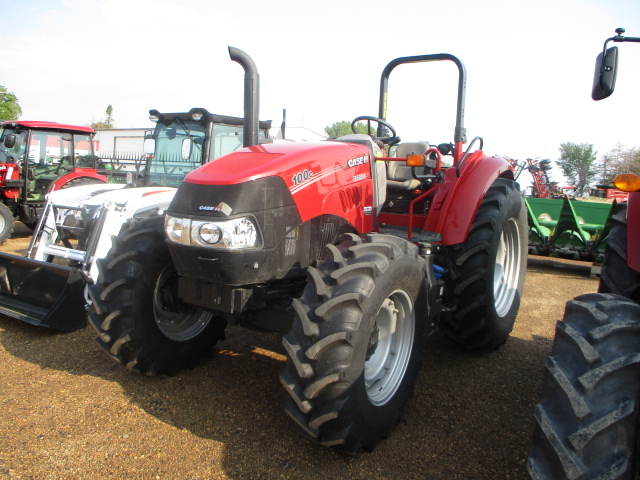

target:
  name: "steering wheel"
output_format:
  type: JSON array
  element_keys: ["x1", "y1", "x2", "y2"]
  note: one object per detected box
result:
[{"x1": 351, "y1": 116, "x2": 399, "y2": 145}]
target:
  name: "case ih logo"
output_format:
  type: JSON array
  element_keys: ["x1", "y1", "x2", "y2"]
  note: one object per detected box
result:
[{"x1": 347, "y1": 154, "x2": 369, "y2": 168}]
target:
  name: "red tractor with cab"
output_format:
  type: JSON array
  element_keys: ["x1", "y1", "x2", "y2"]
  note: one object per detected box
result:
[
  {"x1": 88, "y1": 47, "x2": 527, "y2": 454},
  {"x1": 0, "y1": 120, "x2": 107, "y2": 242}
]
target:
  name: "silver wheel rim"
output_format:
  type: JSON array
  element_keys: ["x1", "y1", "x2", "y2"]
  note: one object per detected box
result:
[
  {"x1": 153, "y1": 265, "x2": 212, "y2": 341},
  {"x1": 364, "y1": 289, "x2": 415, "y2": 406},
  {"x1": 493, "y1": 217, "x2": 522, "y2": 317}
]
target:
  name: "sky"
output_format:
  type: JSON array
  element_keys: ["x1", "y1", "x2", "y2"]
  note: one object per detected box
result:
[{"x1": 1, "y1": 0, "x2": 639, "y2": 187}]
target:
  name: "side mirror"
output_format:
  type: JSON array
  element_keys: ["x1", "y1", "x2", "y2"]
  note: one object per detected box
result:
[
  {"x1": 181, "y1": 138, "x2": 193, "y2": 160},
  {"x1": 592, "y1": 46, "x2": 618, "y2": 100},
  {"x1": 143, "y1": 138, "x2": 155, "y2": 155},
  {"x1": 3, "y1": 134, "x2": 16, "y2": 149}
]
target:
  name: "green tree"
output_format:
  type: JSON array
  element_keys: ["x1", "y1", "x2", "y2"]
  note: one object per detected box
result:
[
  {"x1": 91, "y1": 104, "x2": 115, "y2": 129},
  {"x1": 557, "y1": 142, "x2": 597, "y2": 196},
  {"x1": 0, "y1": 85, "x2": 22, "y2": 120},
  {"x1": 325, "y1": 120, "x2": 374, "y2": 138}
]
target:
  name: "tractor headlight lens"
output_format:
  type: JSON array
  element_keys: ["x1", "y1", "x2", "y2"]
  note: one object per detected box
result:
[
  {"x1": 226, "y1": 217, "x2": 258, "y2": 248},
  {"x1": 165, "y1": 214, "x2": 261, "y2": 249},
  {"x1": 195, "y1": 223, "x2": 222, "y2": 245},
  {"x1": 166, "y1": 216, "x2": 188, "y2": 243}
]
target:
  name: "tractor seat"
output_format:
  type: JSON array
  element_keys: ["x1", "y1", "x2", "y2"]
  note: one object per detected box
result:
[{"x1": 387, "y1": 142, "x2": 429, "y2": 190}]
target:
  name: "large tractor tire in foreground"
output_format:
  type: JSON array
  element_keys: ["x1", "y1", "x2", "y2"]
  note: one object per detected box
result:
[
  {"x1": 527, "y1": 293, "x2": 640, "y2": 479},
  {"x1": 280, "y1": 233, "x2": 429, "y2": 454},
  {"x1": 439, "y1": 177, "x2": 527, "y2": 350},
  {"x1": 598, "y1": 202, "x2": 640, "y2": 302},
  {"x1": 87, "y1": 215, "x2": 227, "y2": 375}
]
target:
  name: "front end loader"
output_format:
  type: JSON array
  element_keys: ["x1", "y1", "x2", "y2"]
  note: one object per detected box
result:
[
  {"x1": 0, "y1": 109, "x2": 271, "y2": 331},
  {"x1": 87, "y1": 47, "x2": 527, "y2": 453}
]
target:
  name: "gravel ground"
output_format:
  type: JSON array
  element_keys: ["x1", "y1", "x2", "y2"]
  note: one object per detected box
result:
[{"x1": 0, "y1": 222, "x2": 599, "y2": 480}]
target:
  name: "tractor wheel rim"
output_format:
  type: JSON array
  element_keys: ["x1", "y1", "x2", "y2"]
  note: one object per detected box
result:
[
  {"x1": 364, "y1": 289, "x2": 415, "y2": 406},
  {"x1": 153, "y1": 264, "x2": 212, "y2": 342},
  {"x1": 493, "y1": 217, "x2": 522, "y2": 317}
]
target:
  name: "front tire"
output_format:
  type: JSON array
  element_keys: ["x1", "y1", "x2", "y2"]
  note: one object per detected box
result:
[
  {"x1": 87, "y1": 215, "x2": 226, "y2": 375},
  {"x1": 439, "y1": 177, "x2": 527, "y2": 349},
  {"x1": 527, "y1": 293, "x2": 640, "y2": 479},
  {"x1": 280, "y1": 233, "x2": 429, "y2": 454}
]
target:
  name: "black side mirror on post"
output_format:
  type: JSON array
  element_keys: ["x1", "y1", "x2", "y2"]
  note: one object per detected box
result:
[
  {"x1": 592, "y1": 46, "x2": 618, "y2": 101},
  {"x1": 592, "y1": 28, "x2": 640, "y2": 101},
  {"x1": 3, "y1": 134, "x2": 16, "y2": 149}
]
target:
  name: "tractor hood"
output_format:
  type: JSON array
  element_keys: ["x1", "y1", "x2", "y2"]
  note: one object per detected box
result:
[
  {"x1": 82, "y1": 186, "x2": 177, "y2": 214},
  {"x1": 178, "y1": 141, "x2": 372, "y2": 223},
  {"x1": 184, "y1": 141, "x2": 366, "y2": 184},
  {"x1": 45, "y1": 183, "x2": 178, "y2": 217}
]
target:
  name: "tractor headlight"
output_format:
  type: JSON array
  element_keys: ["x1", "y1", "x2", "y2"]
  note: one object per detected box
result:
[
  {"x1": 195, "y1": 223, "x2": 222, "y2": 245},
  {"x1": 166, "y1": 215, "x2": 189, "y2": 243},
  {"x1": 165, "y1": 214, "x2": 261, "y2": 249}
]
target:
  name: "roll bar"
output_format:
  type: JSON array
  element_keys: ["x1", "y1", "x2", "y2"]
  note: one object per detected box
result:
[{"x1": 378, "y1": 53, "x2": 467, "y2": 164}]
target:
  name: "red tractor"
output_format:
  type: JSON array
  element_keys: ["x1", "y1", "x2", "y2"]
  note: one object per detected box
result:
[
  {"x1": 528, "y1": 28, "x2": 640, "y2": 479},
  {"x1": 88, "y1": 48, "x2": 527, "y2": 453},
  {"x1": 0, "y1": 121, "x2": 107, "y2": 243}
]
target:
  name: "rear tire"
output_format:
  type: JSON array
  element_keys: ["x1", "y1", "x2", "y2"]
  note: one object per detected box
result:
[
  {"x1": 87, "y1": 215, "x2": 226, "y2": 375},
  {"x1": 598, "y1": 202, "x2": 640, "y2": 302},
  {"x1": 527, "y1": 293, "x2": 640, "y2": 479},
  {"x1": 280, "y1": 233, "x2": 429, "y2": 454},
  {"x1": 0, "y1": 203, "x2": 14, "y2": 245},
  {"x1": 439, "y1": 177, "x2": 527, "y2": 349}
]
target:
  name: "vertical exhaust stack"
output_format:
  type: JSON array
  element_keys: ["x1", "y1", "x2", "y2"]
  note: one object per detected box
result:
[{"x1": 228, "y1": 47, "x2": 260, "y2": 148}]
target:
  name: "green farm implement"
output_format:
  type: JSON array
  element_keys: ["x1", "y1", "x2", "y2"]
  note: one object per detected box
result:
[{"x1": 526, "y1": 196, "x2": 615, "y2": 261}]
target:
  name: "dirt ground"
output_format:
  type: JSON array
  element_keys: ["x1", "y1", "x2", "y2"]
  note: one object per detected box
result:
[{"x1": 0, "y1": 222, "x2": 599, "y2": 480}]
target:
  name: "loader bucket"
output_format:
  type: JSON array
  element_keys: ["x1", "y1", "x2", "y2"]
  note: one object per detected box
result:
[{"x1": 0, "y1": 252, "x2": 86, "y2": 332}]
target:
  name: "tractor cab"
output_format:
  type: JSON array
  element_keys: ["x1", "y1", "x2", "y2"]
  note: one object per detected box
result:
[
  {"x1": 0, "y1": 121, "x2": 106, "y2": 229},
  {"x1": 143, "y1": 108, "x2": 272, "y2": 187}
]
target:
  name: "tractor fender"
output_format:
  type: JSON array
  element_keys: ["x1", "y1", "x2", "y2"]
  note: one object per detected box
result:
[
  {"x1": 48, "y1": 169, "x2": 108, "y2": 192},
  {"x1": 627, "y1": 192, "x2": 640, "y2": 271},
  {"x1": 425, "y1": 153, "x2": 514, "y2": 245}
]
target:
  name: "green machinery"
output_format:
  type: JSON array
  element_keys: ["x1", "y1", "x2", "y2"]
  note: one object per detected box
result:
[{"x1": 526, "y1": 196, "x2": 616, "y2": 261}]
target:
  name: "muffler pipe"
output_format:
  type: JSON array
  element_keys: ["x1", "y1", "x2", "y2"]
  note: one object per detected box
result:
[{"x1": 228, "y1": 47, "x2": 260, "y2": 148}]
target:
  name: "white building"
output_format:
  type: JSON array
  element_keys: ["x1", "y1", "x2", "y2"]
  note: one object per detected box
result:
[
  {"x1": 94, "y1": 124, "x2": 326, "y2": 157},
  {"x1": 94, "y1": 128, "x2": 151, "y2": 156}
]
